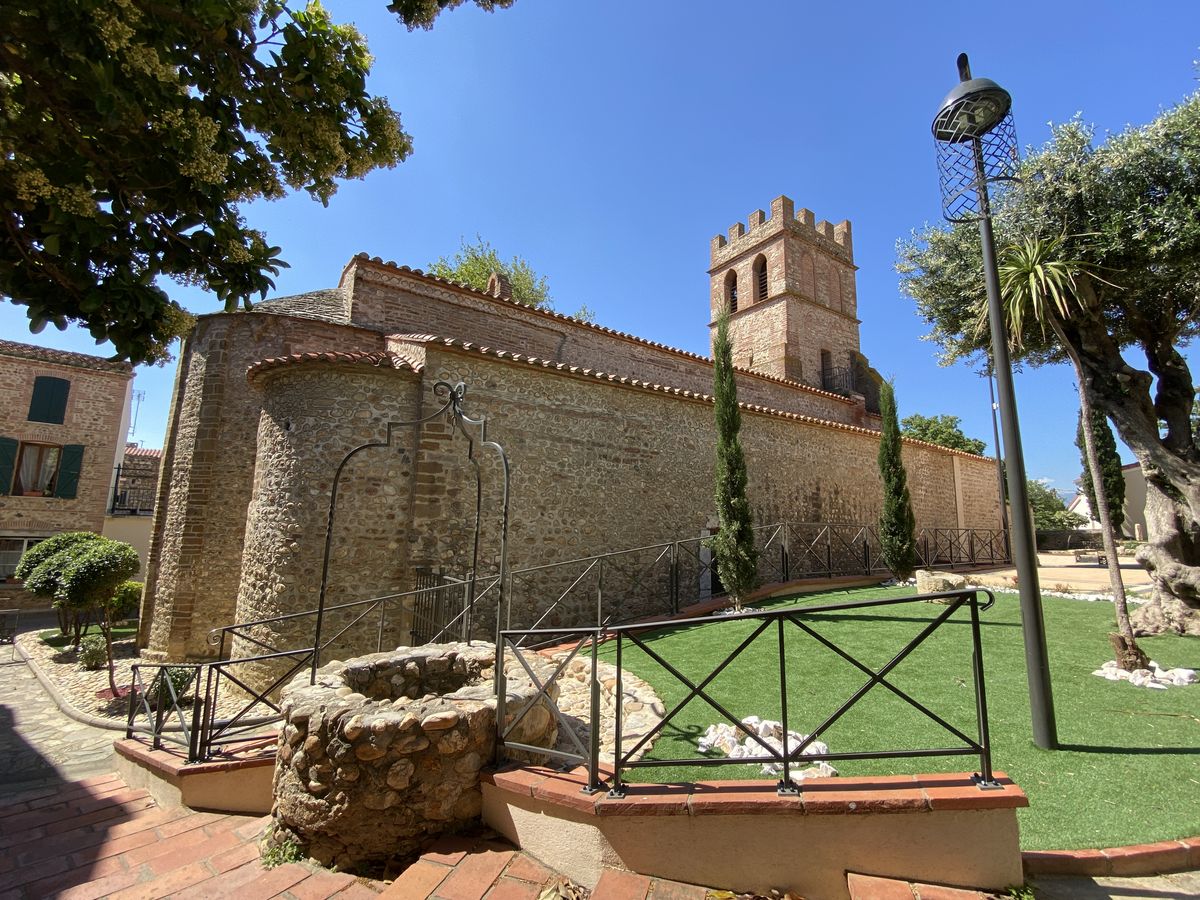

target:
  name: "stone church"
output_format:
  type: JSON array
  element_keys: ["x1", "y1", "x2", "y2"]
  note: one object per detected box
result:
[{"x1": 138, "y1": 195, "x2": 1003, "y2": 663}]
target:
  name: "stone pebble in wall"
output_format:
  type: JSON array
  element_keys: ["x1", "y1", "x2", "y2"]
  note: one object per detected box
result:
[{"x1": 268, "y1": 642, "x2": 558, "y2": 869}]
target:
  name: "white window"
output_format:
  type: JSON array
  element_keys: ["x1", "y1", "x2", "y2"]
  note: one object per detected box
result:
[
  {"x1": 0, "y1": 537, "x2": 43, "y2": 580},
  {"x1": 13, "y1": 443, "x2": 62, "y2": 496}
]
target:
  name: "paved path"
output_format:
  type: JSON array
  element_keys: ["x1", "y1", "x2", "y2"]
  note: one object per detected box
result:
[
  {"x1": 1031, "y1": 871, "x2": 1200, "y2": 899},
  {"x1": 0, "y1": 657, "x2": 117, "y2": 795},
  {"x1": 970, "y1": 552, "x2": 1154, "y2": 594},
  {"x1": 4, "y1": 616, "x2": 1197, "y2": 898}
]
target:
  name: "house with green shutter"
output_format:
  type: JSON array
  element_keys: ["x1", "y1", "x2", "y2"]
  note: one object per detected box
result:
[{"x1": 0, "y1": 340, "x2": 133, "y2": 610}]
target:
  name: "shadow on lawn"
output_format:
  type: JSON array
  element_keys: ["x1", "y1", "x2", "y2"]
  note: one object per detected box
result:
[
  {"x1": 777, "y1": 611, "x2": 1022, "y2": 629},
  {"x1": 1059, "y1": 743, "x2": 1200, "y2": 756}
]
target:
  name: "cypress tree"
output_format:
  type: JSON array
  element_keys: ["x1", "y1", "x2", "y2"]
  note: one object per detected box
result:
[
  {"x1": 877, "y1": 380, "x2": 918, "y2": 581},
  {"x1": 1076, "y1": 409, "x2": 1125, "y2": 535},
  {"x1": 711, "y1": 310, "x2": 758, "y2": 610}
]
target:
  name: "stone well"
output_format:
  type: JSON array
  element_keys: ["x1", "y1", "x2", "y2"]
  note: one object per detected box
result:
[{"x1": 268, "y1": 642, "x2": 558, "y2": 868}]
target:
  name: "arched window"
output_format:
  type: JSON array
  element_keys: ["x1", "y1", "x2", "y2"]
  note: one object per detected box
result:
[
  {"x1": 725, "y1": 271, "x2": 738, "y2": 313},
  {"x1": 753, "y1": 255, "x2": 768, "y2": 303}
]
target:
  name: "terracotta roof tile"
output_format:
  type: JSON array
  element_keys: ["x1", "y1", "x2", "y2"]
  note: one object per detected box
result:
[
  {"x1": 389, "y1": 334, "x2": 989, "y2": 459},
  {"x1": 0, "y1": 339, "x2": 132, "y2": 374},
  {"x1": 123, "y1": 444, "x2": 163, "y2": 458},
  {"x1": 349, "y1": 256, "x2": 853, "y2": 405},
  {"x1": 245, "y1": 349, "x2": 419, "y2": 382}
]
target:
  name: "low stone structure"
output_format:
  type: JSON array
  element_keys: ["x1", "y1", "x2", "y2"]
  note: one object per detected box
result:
[
  {"x1": 915, "y1": 569, "x2": 968, "y2": 600},
  {"x1": 269, "y1": 642, "x2": 558, "y2": 868}
]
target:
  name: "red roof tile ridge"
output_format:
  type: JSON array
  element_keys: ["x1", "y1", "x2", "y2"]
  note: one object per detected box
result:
[
  {"x1": 245, "y1": 348, "x2": 419, "y2": 382},
  {"x1": 0, "y1": 338, "x2": 132, "y2": 373},
  {"x1": 350, "y1": 256, "x2": 851, "y2": 403}
]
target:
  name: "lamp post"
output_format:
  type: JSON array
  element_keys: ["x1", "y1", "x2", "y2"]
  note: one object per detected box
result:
[{"x1": 932, "y1": 53, "x2": 1057, "y2": 749}]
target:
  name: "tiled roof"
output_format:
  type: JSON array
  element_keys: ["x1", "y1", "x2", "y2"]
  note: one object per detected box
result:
[
  {"x1": 389, "y1": 334, "x2": 989, "y2": 459},
  {"x1": 347, "y1": 255, "x2": 854, "y2": 405},
  {"x1": 245, "y1": 349, "x2": 419, "y2": 382},
  {"x1": 124, "y1": 444, "x2": 163, "y2": 458},
  {"x1": 252, "y1": 288, "x2": 350, "y2": 324},
  {"x1": 0, "y1": 339, "x2": 132, "y2": 374}
]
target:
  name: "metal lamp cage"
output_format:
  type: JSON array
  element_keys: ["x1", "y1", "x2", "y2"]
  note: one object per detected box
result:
[{"x1": 934, "y1": 109, "x2": 1020, "y2": 223}]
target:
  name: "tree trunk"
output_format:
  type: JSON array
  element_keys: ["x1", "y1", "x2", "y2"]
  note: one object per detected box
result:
[
  {"x1": 1131, "y1": 478, "x2": 1200, "y2": 635},
  {"x1": 103, "y1": 618, "x2": 119, "y2": 696},
  {"x1": 1055, "y1": 319, "x2": 1148, "y2": 670},
  {"x1": 1056, "y1": 280, "x2": 1200, "y2": 632}
]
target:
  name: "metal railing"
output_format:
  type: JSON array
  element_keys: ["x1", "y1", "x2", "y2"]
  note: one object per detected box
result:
[
  {"x1": 126, "y1": 663, "x2": 206, "y2": 757},
  {"x1": 109, "y1": 464, "x2": 156, "y2": 515},
  {"x1": 128, "y1": 518, "x2": 1007, "y2": 762},
  {"x1": 497, "y1": 587, "x2": 999, "y2": 795},
  {"x1": 821, "y1": 366, "x2": 856, "y2": 394},
  {"x1": 505, "y1": 522, "x2": 1009, "y2": 632},
  {"x1": 127, "y1": 575, "x2": 501, "y2": 761}
]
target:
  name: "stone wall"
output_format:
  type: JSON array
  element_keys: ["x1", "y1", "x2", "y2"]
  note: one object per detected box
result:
[
  {"x1": 347, "y1": 262, "x2": 868, "y2": 426},
  {"x1": 145, "y1": 243, "x2": 998, "y2": 663},
  {"x1": 0, "y1": 351, "x2": 131, "y2": 538},
  {"x1": 230, "y1": 362, "x2": 423, "y2": 676},
  {"x1": 141, "y1": 314, "x2": 383, "y2": 660},
  {"x1": 407, "y1": 344, "x2": 999, "y2": 572}
]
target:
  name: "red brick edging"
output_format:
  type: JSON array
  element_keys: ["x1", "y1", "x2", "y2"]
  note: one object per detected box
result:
[
  {"x1": 1023, "y1": 837, "x2": 1200, "y2": 878},
  {"x1": 483, "y1": 766, "x2": 1029, "y2": 817}
]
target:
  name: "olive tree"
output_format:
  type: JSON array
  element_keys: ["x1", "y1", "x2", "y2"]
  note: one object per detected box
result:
[{"x1": 898, "y1": 91, "x2": 1200, "y2": 634}]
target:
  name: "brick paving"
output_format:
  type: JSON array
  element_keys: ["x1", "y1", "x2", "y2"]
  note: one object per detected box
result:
[{"x1": 6, "y1": 631, "x2": 1198, "y2": 899}]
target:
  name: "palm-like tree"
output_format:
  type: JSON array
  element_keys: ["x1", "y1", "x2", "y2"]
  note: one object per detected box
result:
[{"x1": 997, "y1": 234, "x2": 1147, "y2": 671}]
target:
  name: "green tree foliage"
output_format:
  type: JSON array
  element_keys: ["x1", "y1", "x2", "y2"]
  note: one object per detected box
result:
[
  {"x1": 13, "y1": 531, "x2": 102, "y2": 584},
  {"x1": 428, "y1": 236, "x2": 600, "y2": 321},
  {"x1": 429, "y1": 237, "x2": 552, "y2": 308},
  {"x1": 56, "y1": 541, "x2": 140, "y2": 612},
  {"x1": 385, "y1": 0, "x2": 513, "y2": 30},
  {"x1": 900, "y1": 413, "x2": 986, "y2": 455},
  {"x1": 877, "y1": 381, "x2": 918, "y2": 581},
  {"x1": 56, "y1": 542, "x2": 140, "y2": 693},
  {"x1": 1026, "y1": 480, "x2": 1085, "y2": 532},
  {"x1": 1, "y1": 1, "x2": 510, "y2": 363},
  {"x1": 710, "y1": 310, "x2": 758, "y2": 609},
  {"x1": 18, "y1": 531, "x2": 105, "y2": 638},
  {"x1": 1076, "y1": 409, "x2": 1125, "y2": 535},
  {"x1": 897, "y1": 89, "x2": 1200, "y2": 617}
]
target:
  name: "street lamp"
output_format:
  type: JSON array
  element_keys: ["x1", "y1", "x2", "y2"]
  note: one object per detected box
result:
[{"x1": 932, "y1": 53, "x2": 1058, "y2": 749}]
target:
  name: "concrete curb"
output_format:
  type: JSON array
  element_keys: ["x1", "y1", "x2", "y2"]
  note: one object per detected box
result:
[
  {"x1": 16, "y1": 637, "x2": 128, "y2": 732},
  {"x1": 1023, "y1": 837, "x2": 1200, "y2": 878}
]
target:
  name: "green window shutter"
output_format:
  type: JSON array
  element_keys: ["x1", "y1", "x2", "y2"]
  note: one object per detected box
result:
[
  {"x1": 54, "y1": 444, "x2": 84, "y2": 499},
  {"x1": 0, "y1": 438, "x2": 16, "y2": 495},
  {"x1": 28, "y1": 376, "x2": 70, "y2": 424}
]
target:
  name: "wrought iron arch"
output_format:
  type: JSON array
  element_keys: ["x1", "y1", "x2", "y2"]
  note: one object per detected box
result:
[{"x1": 311, "y1": 379, "x2": 510, "y2": 680}]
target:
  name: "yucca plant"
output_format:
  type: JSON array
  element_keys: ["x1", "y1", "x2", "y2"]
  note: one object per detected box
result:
[{"x1": 997, "y1": 235, "x2": 1146, "y2": 671}]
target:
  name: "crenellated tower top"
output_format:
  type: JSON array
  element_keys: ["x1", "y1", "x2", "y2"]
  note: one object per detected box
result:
[{"x1": 708, "y1": 194, "x2": 866, "y2": 393}]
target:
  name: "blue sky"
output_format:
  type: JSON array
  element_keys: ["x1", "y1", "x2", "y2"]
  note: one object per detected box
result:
[{"x1": 5, "y1": 1, "x2": 1197, "y2": 497}]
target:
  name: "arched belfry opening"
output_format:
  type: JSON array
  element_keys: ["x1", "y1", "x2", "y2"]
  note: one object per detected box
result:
[
  {"x1": 709, "y1": 194, "x2": 868, "y2": 393},
  {"x1": 753, "y1": 255, "x2": 768, "y2": 303}
]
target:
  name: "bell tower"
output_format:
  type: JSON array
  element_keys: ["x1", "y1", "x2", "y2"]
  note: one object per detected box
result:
[{"x1": 709, "y1": 195, "x2": 862, "y2": 391}]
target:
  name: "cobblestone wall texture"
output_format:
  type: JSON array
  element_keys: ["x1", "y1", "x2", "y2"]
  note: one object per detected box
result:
[{"x1": 142, "y1": 198, "x2": 1002, "y2": 664}]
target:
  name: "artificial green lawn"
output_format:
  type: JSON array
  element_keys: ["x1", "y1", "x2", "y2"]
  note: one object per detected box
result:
[{"x1": 605, "y1": 585, "x2": 1198, "y2": 851}]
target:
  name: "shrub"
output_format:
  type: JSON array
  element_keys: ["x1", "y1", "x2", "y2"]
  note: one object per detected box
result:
[
  {"x1": 79, "y1": 634, "x2": 107, "y2": 670},
  {"x1": 13, "y1": 531, "x2": 103, "y2": 582},
  {"x1": 148, "y1": 666, "x2": 196, "y2": 708}
]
